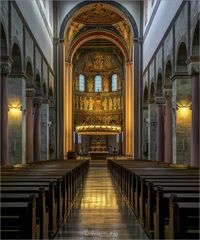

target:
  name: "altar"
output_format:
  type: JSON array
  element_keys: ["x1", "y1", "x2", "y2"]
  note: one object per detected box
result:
[{"x1": 88, "y1": 137, "x2": 109, "y2": 160}]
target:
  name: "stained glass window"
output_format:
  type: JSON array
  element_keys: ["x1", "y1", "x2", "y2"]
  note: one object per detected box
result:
[
  {"x1": 79, "y1": 74, "x2": 85, "y2": 92},
  {"x1": 112, "y1": 74, "x2": 118, "y2": 91},
  {"x1": 95, "y1": 75, "x2": 102, "y2": 92}
]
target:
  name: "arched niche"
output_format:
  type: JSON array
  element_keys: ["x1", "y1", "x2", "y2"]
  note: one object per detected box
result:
[
  {"x1": 176, "y1": 42, "x2": 188, "y2": 72},
  {"x1": 11, "y1": 43, "x2": 22, "y2": 73},
  {"x1": 35, "y1": 73, "x2": 42, "y2": 96},
  {"x1": 165, "y1": 61, "x2": 172, "y2": 86},
  {"x1": 1, "y1": 22, "x2": 7, "y2": 57},
  {"x1": 49, "y1": 86, "x2": 53, "y2": 99},
  {"x1": 43, "y1": 82, "x2": 47, "y2": 97},
  {"x1": 143, "y1": 85, "x2": 148, "y2": 104},
  {"x1": 156, "y1": 73, "x2": 163, "y2": 96},
  {"x1": 192, "y1": 20, "x2": 199, "y2": 57},
  {"x1": 26, "y1": 62, "x2": 33, "y2": 82},
  {"x1": 150, "y1": 82, "x2": 155, "y2": 99}
]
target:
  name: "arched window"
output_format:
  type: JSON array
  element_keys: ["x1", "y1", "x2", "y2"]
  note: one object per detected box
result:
[
  {"x1": 95, "y1": 75, "x2": 102, "y2": 92},
  {"x1": 79, "y1": 74, "x2": 85, "y2": 92},
  {"x1": 112, "y1": 74, "x2": 118, "y2": 91}
]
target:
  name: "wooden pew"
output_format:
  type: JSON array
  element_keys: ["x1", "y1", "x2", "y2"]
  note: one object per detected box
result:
[
  {"x1": 166, "y1": 195, "x2": 200, "y2": 239},
  {"x1": 1, "y1": 159, "x2": 89, "y2": 239},
  {"x1": 1, "y1": 185, "x2": 57, "y2": 238},
  {"x1": 0, "y1": 192, "x2": 48, "y2": 239},
  {"x1": 108, "y1": 159, "x2": 199, "y2": 239},
  {"x1": 0, "y1": 196, "x2": 38, "y2": 239},
  {"x1": 154, "y1": 188, "x2": 200, "y2": 239}
]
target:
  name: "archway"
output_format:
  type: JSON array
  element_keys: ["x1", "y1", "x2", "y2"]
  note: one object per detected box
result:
[
  {"x1": 58, "y1": 1, "x2": 140, "y2": 159},
  {"x1": 150, "y1": 82, "x2": 155, "y2": 98},
  {"x1": 1, "y1": 23, "x2": 7, "y2": 57},
  {"x1": 176, "y1": 42, "x2": 188, "y2": 72},
  {"x1": 11, "y1": 43, "x2": 22, "y2": 73},
  {"x1": 192, "y1": 20, "x2": 199, "y2": 57},
  {"x1": 165, "y1": 61, "x2": 172, "y2": 86},
  {"x1": 156, "y1": 73, "x2": 163, "y2": 96}
]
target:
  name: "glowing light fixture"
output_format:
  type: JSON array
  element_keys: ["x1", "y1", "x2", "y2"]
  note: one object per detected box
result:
[{"x1": 8, "y1": 104, "x2": 22, "y2": 112}]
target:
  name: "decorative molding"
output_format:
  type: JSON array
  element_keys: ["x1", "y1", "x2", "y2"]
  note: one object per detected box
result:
[
  {"x1": 186, "y1": 56, "x2": 200, "y2": 75},
  {"x1": 155, "y1": 96, "x2": 166, "y2": 105},
  {"x1": 1, "y1": 62, "x2": 12, "y2": 76},
  {"x1": 33, "y1": 96, "x2": 43, "y2": 108},
  {"x1": 26, "y1": 88, "x2": 36, "y2": 98}
]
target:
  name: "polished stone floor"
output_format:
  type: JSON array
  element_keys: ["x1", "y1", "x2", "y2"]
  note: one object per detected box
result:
[{"x1": 55, "y1": 166, "x2": 148, "y2": 240}]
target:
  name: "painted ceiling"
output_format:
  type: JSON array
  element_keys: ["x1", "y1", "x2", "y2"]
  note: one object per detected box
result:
[
  {"x1": 73, "y1": 3, "x2": 123, "y2": 25},
  {"x1": 65, "y1": 3, "x2": 134, "y2": 62}
]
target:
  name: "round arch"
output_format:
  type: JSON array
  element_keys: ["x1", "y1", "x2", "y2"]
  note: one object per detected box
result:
[
  {"x1": 156, "y1": 72, "x2": 163, "y2": 96},
  {"x1": 11, "y1": 43, "x2": 22, "y2": 73},
  {"x1": 59, "y1": 0, "x2": 139, "y2": 40},
  {"x1": 1, "y1": 22, "x2": 8, "y2": 57},
  {"x1": 68, "y1": 31, "x2": 129, "y2": 63},
  {"x1": 176, "y1": 42, "x2": 188, "y2": 72},
  {"x1": 58, "y1": 0, "x2": 141, "y2": 159},
  {"x1": 164, "y1": 60, "x2": 172, "y2": 85},
  {"x1": 25, "y1": 62, "x2": 33, "y2": 81}
]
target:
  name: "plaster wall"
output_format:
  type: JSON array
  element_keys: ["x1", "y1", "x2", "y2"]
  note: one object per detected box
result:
[
  {"x1": 16, "y1": 0, "x2": 53, "y2": 68},
  {"x1": 143, "y1": 0, "x2": 182, "y2": 70}
]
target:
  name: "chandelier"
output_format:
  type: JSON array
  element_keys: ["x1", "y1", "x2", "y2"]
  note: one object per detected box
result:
[{"x1": 75, "y1": 116, "x2": 121, "y2": 135}]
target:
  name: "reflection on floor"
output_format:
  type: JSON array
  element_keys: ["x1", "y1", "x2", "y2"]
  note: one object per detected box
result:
[{"x1": 55, "y1": 166, "x2": 148, "y2": 240}]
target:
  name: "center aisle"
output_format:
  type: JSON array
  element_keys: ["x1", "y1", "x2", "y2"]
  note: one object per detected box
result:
[{"x1": 55, "y1": 165, "x2": 148, "y2": 240}]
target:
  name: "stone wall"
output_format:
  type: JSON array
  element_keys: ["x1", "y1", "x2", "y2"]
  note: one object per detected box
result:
[{"x1": 8, "y1": 77, "x2": 26, "y2": 165}]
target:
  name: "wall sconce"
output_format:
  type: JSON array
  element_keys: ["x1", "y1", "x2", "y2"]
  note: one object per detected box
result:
[
  {"x1": 48, "y1": 121, "x2": 52, "y2": 127},
  {"x1": 176, "y1": 103, "x2": 192, "y2": 111},
  {"x1": 8, "y1": 104, "x2": 22, "y2": 112},
  {"x1": 144, "y1": 117, "x2": 149, "y2": 128},
  {"x1": 8, "y1": 104, "x2": 27, "y2": 115}
]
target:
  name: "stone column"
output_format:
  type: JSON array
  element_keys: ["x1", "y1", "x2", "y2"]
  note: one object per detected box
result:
[
  {"x1": 164, "y1": 87, "x2": 173, "y2": 163},
  {"x1": 187, "y1": 58, "x2": 200, "y2": 166},
  {"x1": 64, "y1": 62, "x2": 73, "y2": 157},
  {"x1": 148, "y1": 98, "x2": 157, "y2": 160},
  {"x1": 155, "y1": 97, "x2": 165, "y2": 161},
  {"x1": 125, "y1": 62, "x2": 134, "y2": 157},
  {"x1": 191, "y1": 74, "x2": 199, "y2": 166},
  {"x1": 26, "y1": 88, "x2": 35, "y2": 163},
  {"x1": 33, "y1": 97, "x2": 42, "y2": 161},
  {"x1": 0, "y1": 59, "x2": 11, "y2": 166}
]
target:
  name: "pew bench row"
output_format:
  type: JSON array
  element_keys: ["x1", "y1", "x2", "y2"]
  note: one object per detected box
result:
[
  {"x1": 0, "y1": 160, "x2": 89, "y2": 239},
  {"x1": 108, "y1": 159, "x2": 200, "y2": 239}
]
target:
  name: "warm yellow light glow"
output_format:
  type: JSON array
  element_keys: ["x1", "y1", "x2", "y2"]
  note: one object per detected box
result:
[{"x1": 76, "y1": 124, "x2": 121, "y2": 135}]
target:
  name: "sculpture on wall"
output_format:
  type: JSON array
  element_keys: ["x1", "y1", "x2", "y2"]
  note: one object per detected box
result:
[
  {"x1": 103, "y1": 97, "x2": 108, "y2": 110},
  {"x1": 109, "y1": 97, "x2": 113, "y2": 110},
  {"x1": 113, "y1": 96, "x2": 117, "y2": 110},
  {"x1": 89, "y1": 97, "x2": 94, "y2": 110},
  {"x1": 117, "y1": 96, "x2": 121, "y2": 109},
  {"x1": 80, "y1": 96, "x2": 84, "y2": 110},
  {"x1": 84, "y1": 96, "x2": 89, "y2": 110},
  {"x1": 95, "y1": 95, "x2": 102, "y2": 111}
]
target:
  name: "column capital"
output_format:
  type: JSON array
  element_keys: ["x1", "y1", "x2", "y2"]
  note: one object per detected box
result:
[
  {"x1": 26, "y1": 88, "x2": 36, "y2": 98},
  {"x1": 155, "y1": 96, "x2": 166, "y2": 105},
  {"x1": 0, "y1": 57, "x2": 12, "y2": 76},
  {"x1": 147, "y1": 97, "x2": 155, "y2": 104},
  {"x1": 163, "y1": 85, "x2": 172, "y2": 99},
  {"x1": 33, "y1": 97, "x2": 43, "y2": 108},
  {"x1": 186, "y1": 56, "x2": 200, "y2": 75}
]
